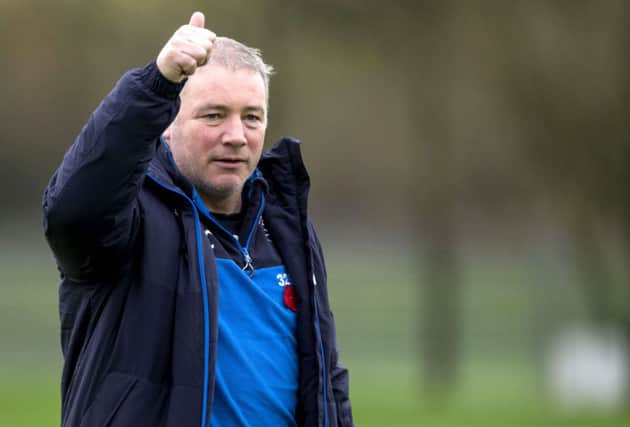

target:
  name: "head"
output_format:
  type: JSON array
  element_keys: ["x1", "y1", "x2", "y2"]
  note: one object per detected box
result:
[{"x1": 164, "y1": 37, "x2": 274, "y2": 213}]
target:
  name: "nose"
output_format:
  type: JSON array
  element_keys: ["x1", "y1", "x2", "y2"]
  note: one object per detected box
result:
[{"x1": 221, "y1": 116, "x2": 247, "y2": 146}]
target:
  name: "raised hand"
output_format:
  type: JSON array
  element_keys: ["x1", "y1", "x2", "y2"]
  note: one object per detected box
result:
[{"x1": 156, "y1": 12, "x2": 216, "y2": 83}]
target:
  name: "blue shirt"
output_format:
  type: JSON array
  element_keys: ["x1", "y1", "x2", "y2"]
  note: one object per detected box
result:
[
  {"x1": 211, "y1": 261, "x2": 298, "y2": 427},
  {"x1": 192, "y1": 186, "x2": 299, "y2": 426}
]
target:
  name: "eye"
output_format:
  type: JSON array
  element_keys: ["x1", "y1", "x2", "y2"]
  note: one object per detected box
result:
[
  {"x1": 244, "y1": 114, "x2": 264, "y2": 127},
  {"x1": 206, "y1": 113, "x2": 223, "y2": 121},
  {"x1": 245, "y1": 114, "x2": 261, "y2": 122}
]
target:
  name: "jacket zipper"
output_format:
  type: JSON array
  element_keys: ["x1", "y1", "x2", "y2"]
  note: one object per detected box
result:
[
  {"x1": 198, "y1": 194, "x2": 265, "y2": 277},
  {"x1": 147, "y1": 174, "x2": 211, "y2": 427}
]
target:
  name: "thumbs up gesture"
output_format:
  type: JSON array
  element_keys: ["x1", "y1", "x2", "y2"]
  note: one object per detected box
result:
[{"x1": 157, "y1": 12, "x2": 216, "y2": 83}]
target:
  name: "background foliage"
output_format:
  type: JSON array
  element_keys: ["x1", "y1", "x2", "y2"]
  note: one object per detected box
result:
[{"x1": 2, "y1": 1, "x2": 630, "y2": 425}]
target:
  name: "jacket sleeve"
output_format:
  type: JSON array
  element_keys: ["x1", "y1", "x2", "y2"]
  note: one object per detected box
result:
[
  {"x1": 43, "y1": 61, "x2": 184, "y2": 281},
  {"x1": 308, "y1": 222, "x2": 355, "y2": 426}
]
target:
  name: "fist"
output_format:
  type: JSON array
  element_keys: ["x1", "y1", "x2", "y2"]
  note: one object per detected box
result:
[{"x1": 156, "y1": 12, "x2": 216, "y2": 83}]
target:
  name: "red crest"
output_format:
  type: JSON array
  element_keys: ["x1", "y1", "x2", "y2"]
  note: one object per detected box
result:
[{"x1": 283, "y1": 285, "x2": 298, "y2": 312}]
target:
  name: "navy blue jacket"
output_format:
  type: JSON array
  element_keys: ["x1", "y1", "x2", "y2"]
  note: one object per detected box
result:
[{"x1": 43, "y1": 62, "x2": 353, "y2": 427}]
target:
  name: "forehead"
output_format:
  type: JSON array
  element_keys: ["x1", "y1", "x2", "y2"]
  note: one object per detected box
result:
[{"x1": 183, "y1": 65, "x2": 266, "y2": 110}]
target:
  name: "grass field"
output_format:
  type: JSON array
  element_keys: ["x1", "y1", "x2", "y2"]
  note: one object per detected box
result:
[
  {"x1": 2, "y1": 225, "x2": 630, "y2": 426},
  {"x1": 2, "y1": 364, "x2": 630, "y2": 426}
]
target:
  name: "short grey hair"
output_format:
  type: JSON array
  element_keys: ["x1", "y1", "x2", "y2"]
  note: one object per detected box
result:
[{"x1": 207, "y1": 36, "x2": 274, "y2": 97}]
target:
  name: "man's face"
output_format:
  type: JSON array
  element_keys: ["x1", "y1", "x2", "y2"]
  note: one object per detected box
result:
[{"x1": 165, "y1": 65, "x2": 267, "y2": 210}]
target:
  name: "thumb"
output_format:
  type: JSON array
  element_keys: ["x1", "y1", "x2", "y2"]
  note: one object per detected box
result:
[{"x1": 189, "y1": 11, "x2": 205, "y2": 28}]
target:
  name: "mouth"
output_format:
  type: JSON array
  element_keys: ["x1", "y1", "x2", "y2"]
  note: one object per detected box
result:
[{"x1": 212, "y1": 157, "x2": 247, "y2": 168}]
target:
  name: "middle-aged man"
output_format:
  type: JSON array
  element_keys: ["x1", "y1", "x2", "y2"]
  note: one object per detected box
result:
[{"x1": 43, "y1": 11, "x2": 353, "y2": 427}]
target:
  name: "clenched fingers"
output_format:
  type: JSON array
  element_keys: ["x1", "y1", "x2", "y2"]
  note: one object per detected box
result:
[{"x1": 156, "y1": 12, "x2": 217, "y2": 83}]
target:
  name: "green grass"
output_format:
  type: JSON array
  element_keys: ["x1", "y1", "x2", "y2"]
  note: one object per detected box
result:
[
  {"x1": 348, "y1": 359, "x2": 630, "y2": 427},
  {"x1": 0, "y1": 372, "x2": 60, "y2": 427},
  {"x1": 2, "y1": 362, "x2": 630, "y2": 427},
  {"x1": 2, "y1": 228, "x2": 630, "y2": 426}
]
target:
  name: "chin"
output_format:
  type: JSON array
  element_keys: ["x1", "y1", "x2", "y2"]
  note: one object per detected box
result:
[{"x1": 208, "y1": 179, "x2": 244, "y2": 196}]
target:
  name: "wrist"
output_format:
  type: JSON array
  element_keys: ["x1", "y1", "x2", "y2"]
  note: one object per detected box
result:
[{"x1": 139, "y1": 61, "x2": 186, "y2": 99}]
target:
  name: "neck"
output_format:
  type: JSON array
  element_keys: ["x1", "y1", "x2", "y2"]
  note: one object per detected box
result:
[{"x1": 202, "y1": 192, "x2": 242, "y2": 214}]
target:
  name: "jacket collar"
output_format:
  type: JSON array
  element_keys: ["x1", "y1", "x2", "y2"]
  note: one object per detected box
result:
[
  {"x1": 147, "y1": 137, "x2": 193, "y2": 196},
  {"x1": 258, "y1": 137, "x2": 310, "y2": 210}
]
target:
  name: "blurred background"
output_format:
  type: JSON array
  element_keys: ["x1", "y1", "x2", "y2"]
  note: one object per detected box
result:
[{"x1": 2, "y1": 0, "x2": 630, "y2": 425}]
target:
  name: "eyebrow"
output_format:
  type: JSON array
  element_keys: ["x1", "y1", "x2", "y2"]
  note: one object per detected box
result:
[{"x1": 200, "y1": 104, "x2": 265, "y2": 114}]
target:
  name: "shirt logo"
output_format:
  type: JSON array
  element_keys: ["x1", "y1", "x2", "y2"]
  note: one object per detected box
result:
[{"x1": 276, "y1": 273, "x2": 291, "y2": 287}]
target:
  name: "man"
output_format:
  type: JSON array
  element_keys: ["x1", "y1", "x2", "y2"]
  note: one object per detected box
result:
[{"x1": 43, "y1": 11, "x2": 353, "y2": 427}]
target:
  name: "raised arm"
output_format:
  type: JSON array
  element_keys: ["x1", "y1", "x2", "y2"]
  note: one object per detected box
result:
[{"x1": 43, "y1": 12, "x2": 215, "y2": 280}]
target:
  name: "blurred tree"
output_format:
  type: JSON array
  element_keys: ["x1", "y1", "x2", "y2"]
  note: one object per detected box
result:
[
  {"x1": 498, "y1": 1, "x2": 630, "y2": 333},
  {"x1": 291, "y1": 0, "x2": 465, "y2": 392},
  {"x1": 393, "y1": 0, "x2": 463, "y2": 393}
]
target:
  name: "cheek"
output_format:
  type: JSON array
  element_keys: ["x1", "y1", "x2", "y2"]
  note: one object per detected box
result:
[
  {"x1": 191, "y1": 126, "x2": 221, "y2": 152},
  {"x1": 248, "y1": 130, "x2": 266, "y2": 155}
]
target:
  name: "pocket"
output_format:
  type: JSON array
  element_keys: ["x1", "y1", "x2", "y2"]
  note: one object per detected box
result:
[{"x1": 80, "y1": 373, "x2": 138, "y2": 427}]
